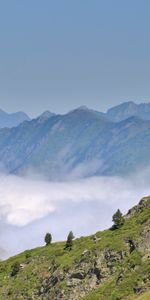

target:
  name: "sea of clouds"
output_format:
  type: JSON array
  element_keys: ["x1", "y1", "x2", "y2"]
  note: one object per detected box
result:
[{"x1": 0, "y1": 168, "x2": 150, "y2": 259}]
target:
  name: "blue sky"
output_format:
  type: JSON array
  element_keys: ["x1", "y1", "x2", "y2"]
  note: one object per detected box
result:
[{"x1": 0, "y1": 0, "x2": 150, "y2": 116}]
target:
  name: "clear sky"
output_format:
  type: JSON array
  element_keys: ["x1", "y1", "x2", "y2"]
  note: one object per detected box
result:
[{"x1": 0, "y1": 0, "x2": 150, "y2": 117}]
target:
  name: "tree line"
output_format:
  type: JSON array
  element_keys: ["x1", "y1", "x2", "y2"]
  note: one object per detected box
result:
[
  {"x1": 45, "y1": 231, "x2": 75, "y2": 250},
  {"x1": 44, "y1": 209, "x2": 124, "y2": 248},
  {"x1": 11, "y1": 209, "x2": 124, "y2": 277}
]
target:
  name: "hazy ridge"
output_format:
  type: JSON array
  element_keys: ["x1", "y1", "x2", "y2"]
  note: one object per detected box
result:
[{"x1": 0, "y1": 102, "x2": 150, "y2": 178}]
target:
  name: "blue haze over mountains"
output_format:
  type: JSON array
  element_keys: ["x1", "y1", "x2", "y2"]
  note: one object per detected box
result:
[
  {"x1": 0, "y1": 109, "x2": 30, "y2": 128},
  {"x1": 0, "y1": 101, "x2": 150, "y2": 178}
]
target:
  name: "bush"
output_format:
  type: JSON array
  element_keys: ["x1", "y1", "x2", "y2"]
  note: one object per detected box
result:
[
  {"x1": 108, "y1": 292, "x2": 121, "y2": 300},
  {"x1": 130, "y1": 251, "x2": 142, "y2": 268},
  {"x1": 11, "y1": 262, "x2": 20, "y2": 277},
  {"x1": 25, "y1": 250, "x2": 31, "y2": 259}
]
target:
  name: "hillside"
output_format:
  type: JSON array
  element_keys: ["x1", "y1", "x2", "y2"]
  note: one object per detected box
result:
[
  {"x1": 132, "y1": 290, "x2": 150, "y2": 300},
  {"x1": 0, "y1": 196, "x2": 149, "y2": 300},
  {"x1": 0, "y1": 106, "x2": 150, "y2": 177}
]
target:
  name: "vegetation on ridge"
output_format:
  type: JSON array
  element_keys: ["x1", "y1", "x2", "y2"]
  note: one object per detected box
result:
[
  {"x1": 44, "y1": 233, "x2": 52, "y2": 246},
  {"x1": 0, "y1": 197, "x2": 149, "y2": 299}
]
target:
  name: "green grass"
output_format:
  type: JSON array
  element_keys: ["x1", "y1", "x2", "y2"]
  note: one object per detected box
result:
[
  {"x1": 131, "y1": 290, "x2": 150, "y2": 300},
  {"x1": 0, "y1": 197, "x2": 149, "y2": 299},
  {"x1": 82, "y1": 259, "x2": 150, "y2": 300}
]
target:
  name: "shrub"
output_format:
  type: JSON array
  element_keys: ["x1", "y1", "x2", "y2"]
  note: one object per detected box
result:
[
  {"x1": 130, "y1": 251, "x2": 142, "y2": 268},
  {"x1": 11, "y1": 262, "x2": 20, "y2": 277},
  {"x1": 25, "y1": 250, "x2": 31, "y2": 259}
]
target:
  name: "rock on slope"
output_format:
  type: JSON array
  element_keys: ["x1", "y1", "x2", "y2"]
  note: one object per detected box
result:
[{"x1": 0, "y1": 196, "x2": 149, "y2": 299}]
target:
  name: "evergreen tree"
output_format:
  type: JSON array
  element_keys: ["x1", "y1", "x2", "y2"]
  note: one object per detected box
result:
[
  {"x1": 65, "y1": 231, "x2": 75, "y2": 250},
  {"x1": 112, "y1": 209, "x2": 124, "y2": 229},
  {"x1": 44, "y1": 233, "x2": 52, "y2": 246}
]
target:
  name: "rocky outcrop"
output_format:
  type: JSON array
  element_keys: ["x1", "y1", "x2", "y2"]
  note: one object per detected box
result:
[
  {"x1": 126, "y1": 196, "x2": 150, "y2": 218},
  {"x1": 36, "y1": 249, "x2": 128, "y2": 300},
  {"x1": 34, "y1": 198, "x2": 150, "y2": 300}
]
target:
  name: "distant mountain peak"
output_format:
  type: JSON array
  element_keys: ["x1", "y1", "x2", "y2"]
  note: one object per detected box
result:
[
  {"x1": 65, "y1": 106, "x2": 111, "y2": 124},
  {"x1": 0, "y1": 109, "x2": 30, "y2": 128},
  {"x1": 36, "y1": 111, "x2": 55, "y2": 123},
  {"x1": 40, "y1": 110, "x2": 55, "y2": 118},
  {"x1": 69, "y1": 105, "x2": 101, "y2": 114},
  {"x1": 122, "y1": 100, "x2": 136, "y2": 105},
  {"x1": 107, "y1": 101, "x2": 136, "y2": 112},
  {"x1": 68, "y1": 106, "x2": 90, "y2": 114},
  {"x1": 76, "y1": 105, "x2": 90, "y2": 111},
  {"x1": 107, "y1": 101, "x2": 150, "y2": 122}
]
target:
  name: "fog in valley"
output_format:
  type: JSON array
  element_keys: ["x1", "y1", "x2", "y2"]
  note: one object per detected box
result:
[{"x1": 0, "y1": 167, "x2": 150, "y2": 259}]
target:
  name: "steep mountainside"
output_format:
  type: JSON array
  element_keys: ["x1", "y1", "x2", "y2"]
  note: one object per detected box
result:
[
  {"x1": 0, "y1": 102, "x2": 150, "y2": 129},
  {"x1": 0, "y1": 196, "x2": 149, "y2": 299},
  {"x1": 0, "y1": 106, "x2": 150, "y2": 177},
  {"x1": 0, "y1": 109, "x2": 30, "y2": 128}
]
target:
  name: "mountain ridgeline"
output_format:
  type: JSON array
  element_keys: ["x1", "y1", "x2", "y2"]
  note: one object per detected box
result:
[
  {"x1": 0, "y1": 196, "x2": 149, "y2": 299},
  {"x1": 106, "y1": 101, "x2": 150, "y2": 122},
  {"x1": 0, "y1": 109, "x2": 30, "y2": 128},
  {"x1": 0, "y1": 102, "x2": 150, "y2": 177}
]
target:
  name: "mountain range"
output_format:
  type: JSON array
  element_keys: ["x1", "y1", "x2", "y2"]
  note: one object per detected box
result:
[{"x1": 0, "y1": 101, "x2": 150, "y2": 178}]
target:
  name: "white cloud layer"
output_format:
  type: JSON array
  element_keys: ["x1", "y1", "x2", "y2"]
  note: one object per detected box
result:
[{"x1": 0, "y1": 170, "x2": 149, "y2": 258}]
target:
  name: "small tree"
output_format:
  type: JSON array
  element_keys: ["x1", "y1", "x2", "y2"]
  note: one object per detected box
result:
[
  {"x1": 11, "y1": 262, "x2": 20, "y2": 277},
  {"x1": 65, "y1": 231, "x2": 75, "y2": 250},
  {"x1": 45, "y1": 233, "x2": 52, "y2": 246},
  {"x1": 112, "y1": 209, "x2": 124, "y2": 229}
]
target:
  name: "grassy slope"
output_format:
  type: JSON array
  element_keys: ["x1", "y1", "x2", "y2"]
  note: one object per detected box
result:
[
  {"x1": 132, "y1": 290, "x2": 150, "y2": 300},
  {"x1": 0, "y1": 197, "x2": 149, "y2": 299}
]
